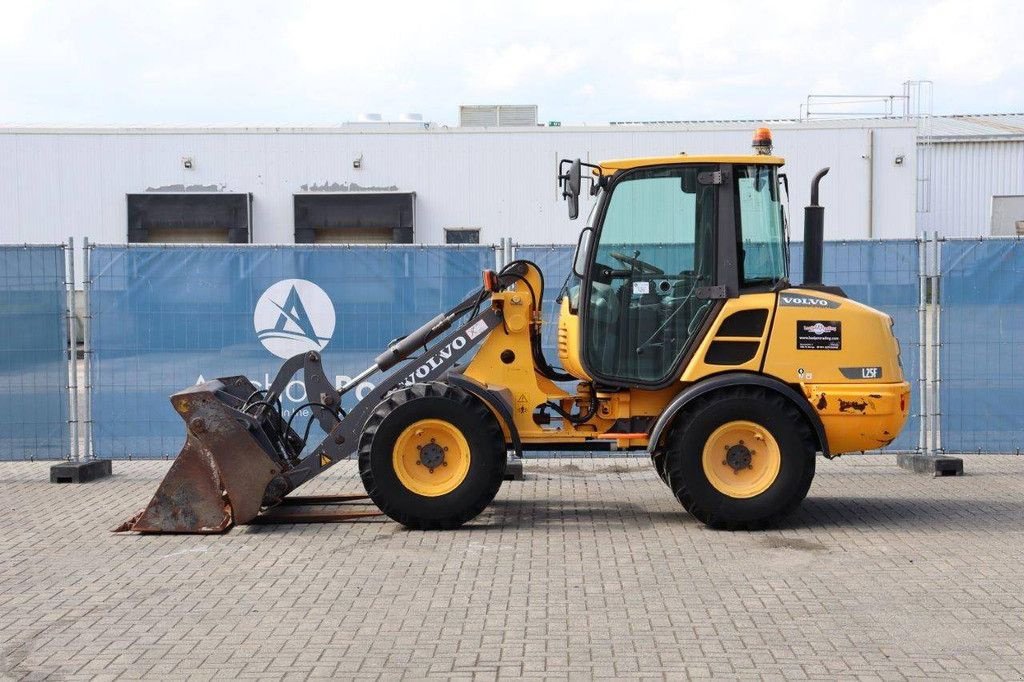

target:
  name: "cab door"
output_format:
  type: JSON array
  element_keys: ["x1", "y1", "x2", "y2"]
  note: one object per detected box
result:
[{"x1": 578, "y1": 165, "x2": 722, "y2": 387}]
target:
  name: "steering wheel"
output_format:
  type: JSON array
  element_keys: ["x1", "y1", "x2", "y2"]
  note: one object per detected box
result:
[{"x1": 609, "y1": 251, "x2": 665, "y2": 276}]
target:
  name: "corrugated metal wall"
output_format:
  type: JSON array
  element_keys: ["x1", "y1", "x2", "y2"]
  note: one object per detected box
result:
[
  {"x1": 917, "y1": 140, "x2": 1024, "y2": 236},
  {"x1": 0, "y1": 123, "x2": 917, "y2": 248}
]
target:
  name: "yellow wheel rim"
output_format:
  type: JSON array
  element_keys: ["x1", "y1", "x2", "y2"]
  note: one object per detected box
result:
[
  {"x1": 701, "y1": 420, "x2": 781, "y2": 499},
  {"x1": 392, "y1": 419, "x2": 471, "y2": 497}
]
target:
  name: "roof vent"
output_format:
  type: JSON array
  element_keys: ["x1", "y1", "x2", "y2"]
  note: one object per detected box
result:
[
  {"x1": 459, "y1": 105, "x2": 538, "y2": 127},
  {"x1": 357, "y1": 113, "x2": 383, "y2": 122}
]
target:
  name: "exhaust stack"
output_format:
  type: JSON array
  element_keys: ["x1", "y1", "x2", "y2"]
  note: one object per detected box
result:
[{"x1": 803, "y1": 167, "x2": 830, "y2": 285}]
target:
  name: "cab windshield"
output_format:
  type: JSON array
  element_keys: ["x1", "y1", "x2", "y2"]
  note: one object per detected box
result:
[{"x1": 736, "y1": 165, "x2": 787, "y2": 286}]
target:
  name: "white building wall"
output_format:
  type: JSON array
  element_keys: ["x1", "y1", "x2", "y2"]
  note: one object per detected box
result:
[
  {"x1": 917, "y1": 140, "x2": 1024, "y2": 236},
  {"x1": 0, "y1": 121, "x2": 917, "y2": 248}
]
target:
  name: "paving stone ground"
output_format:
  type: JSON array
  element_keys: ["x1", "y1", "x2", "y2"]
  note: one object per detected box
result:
[{"x1": 1, "y1": 455, "x2": 1023, "y2": 680}]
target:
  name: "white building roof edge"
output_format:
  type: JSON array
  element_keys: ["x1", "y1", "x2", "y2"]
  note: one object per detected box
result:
[{"x1": 0, "y1": 119, "x2": 916, "y2": 135}]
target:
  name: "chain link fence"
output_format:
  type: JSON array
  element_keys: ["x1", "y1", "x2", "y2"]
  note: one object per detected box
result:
[
  {"x1": 0, "y1": 237, "x2": 1020, "y2": 461},
  {"x1": 513, "y1": 244, "x2": 575, "y2": 359},
  {"x1": 0, "y1": 244, "x2": 72, "y2": 460},
  {"x1": 791, "y1": 240, "x2": 922, "y2": 451},
  {"x1": 938, "y1": 237, "x2": 1024, "y2": 453},
  {"x1": 86, "y1": 243, "x2": 497, "y2": 458}
]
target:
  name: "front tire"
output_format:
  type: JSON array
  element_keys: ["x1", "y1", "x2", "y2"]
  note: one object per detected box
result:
[
  {"x1": 664, "y1": 386, "x2": 816, "y2": 530},
  {"x1": 358, "y1": 382, "x2": 506, "y2": 529}
]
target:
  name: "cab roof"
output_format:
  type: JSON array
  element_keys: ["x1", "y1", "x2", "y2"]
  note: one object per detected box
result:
[{"x1": 598, "y1": 154, "x2": 785, "y2": 172}]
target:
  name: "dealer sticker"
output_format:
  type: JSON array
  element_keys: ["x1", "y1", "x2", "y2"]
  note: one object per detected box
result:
[{"x1": 797, "y1": 320, "x2": 842, "y2": 351}]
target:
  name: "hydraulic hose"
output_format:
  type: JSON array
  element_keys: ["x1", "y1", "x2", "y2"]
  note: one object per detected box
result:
[{"x1": 500, "y1": 260, "x2": 575, "y2": 383}]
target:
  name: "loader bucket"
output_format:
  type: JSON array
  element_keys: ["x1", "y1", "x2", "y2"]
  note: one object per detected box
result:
[{"x1": 116, "y1": 378, "x2": 289, "y2": 533}]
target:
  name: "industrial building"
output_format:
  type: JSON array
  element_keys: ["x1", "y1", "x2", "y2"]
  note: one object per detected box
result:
[
  {"x1": 915, "y1": 114, "x2": 1024, "y2": 235},
  {"x1": 0, "y1": 109, "x2": 1021, "y2": 248}
]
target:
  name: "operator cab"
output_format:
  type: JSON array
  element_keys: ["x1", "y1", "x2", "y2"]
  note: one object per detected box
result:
[{"x1": 559, "y1": 136, "x2": 789, "y2": 388}]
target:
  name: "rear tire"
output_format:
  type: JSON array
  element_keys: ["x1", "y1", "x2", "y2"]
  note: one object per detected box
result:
[
  {"x1": 664, "y1": 386, "x2": 816, "y2": 530},
  {"x1": 358, "y1": 382, "x2": 506, "y2": 529}
]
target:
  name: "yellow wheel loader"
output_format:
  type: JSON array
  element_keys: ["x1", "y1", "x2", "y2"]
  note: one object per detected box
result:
[{"x1": 119, "y1": 129, "x2": 910, "y2": 534}]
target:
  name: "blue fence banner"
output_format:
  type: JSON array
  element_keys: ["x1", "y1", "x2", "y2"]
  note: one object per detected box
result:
[
  {"x1": 940, "y1": 239, "x2": 1024, "y2": 453},
  {"x1": 88, "y1": 240, "x2": 927, "y2": 459},
  {"x1": 792, "y1": 240, "x2": 921, "y2": 451},
  {"x1": 0, "y1": 245, "x2": 69, "y2": 460},
  {"x1": 89, "y1": 245, "x2": 495, "y2": 458}
]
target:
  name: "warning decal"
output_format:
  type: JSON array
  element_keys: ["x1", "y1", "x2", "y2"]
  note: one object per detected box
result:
[
  {"x1": 466, "y1": 319, "x2": 489, "y2": 340},
  {"x1": 320, "y1": 453, "x2": 332, "y2": 467}
]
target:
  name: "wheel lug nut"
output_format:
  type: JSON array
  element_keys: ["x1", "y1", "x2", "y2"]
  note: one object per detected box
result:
[
  {"x1": 442, "y1": 461, "x2": 448, "y2": 467},
  {"x1": 430, "y1": 438, "x2": 435, "y2": 443},
  {"x1": 443, "y1": 446, "x2": 448, "y2": 452},
  {"x1": 416, "y1": 445, "x2": 422, "y2": 450},
  {"x1": 722, "y1": 459, "x2": 728, "y2": 466}
]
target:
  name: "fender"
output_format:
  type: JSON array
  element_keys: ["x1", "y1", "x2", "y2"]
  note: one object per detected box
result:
[
  {"x1": 647, "y1": 372, "x2": 829, "y2": 457},
  {"x1": 446, "y1": 373, "x2": 523, "y2": 458}
]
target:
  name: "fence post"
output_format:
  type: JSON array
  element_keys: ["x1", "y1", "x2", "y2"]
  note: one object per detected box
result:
[
  {"x1": 495, "y1": 238, "x2": 506, "y2": 270},
  {"x1": 917, "y1": 233, "x2": 928, "y2": 454},
  {"x1": 933, "y1": 234, "x2": 943, "y2": 454},
  {"x1": 83, "y1": 237, "x2": 94, "y2": 460},
  {"x1": 927, "y1": 232, "x2": 940, "y2": 455},
  {"x1": 66, "y1": 238, "x2": 80, "y2": 462},
  {"x1": 47, "y1": 236, "x2": 110, "y2": 481},
  {"x1": 505, "y1": 238, "x2": 515, "y2": 266}
]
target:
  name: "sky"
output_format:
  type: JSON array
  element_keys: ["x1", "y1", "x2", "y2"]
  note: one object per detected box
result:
[{"x1": 1, "y1": 0, "x2": 1022, "y2": 126}]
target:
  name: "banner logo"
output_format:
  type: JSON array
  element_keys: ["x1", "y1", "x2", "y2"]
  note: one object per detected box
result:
[{"x1": 254, "y1": 279, "x2": 336, "y2": 359}]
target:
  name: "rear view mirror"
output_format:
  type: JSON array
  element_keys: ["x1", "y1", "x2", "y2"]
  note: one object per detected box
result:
[
  {"x1": 559, "y1": 159, "x2": 605, "y2": 220},
  {"x1": 560, "y1": 159, "x2": 582, "y2": 220}
]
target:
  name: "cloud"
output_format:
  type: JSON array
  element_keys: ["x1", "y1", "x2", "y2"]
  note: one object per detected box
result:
[
  {"x1": 875, "y1": 0, "x2": 1024, "y2": 84},
  {"x1": 627, "y1": 44, "x2": 678, "y2": 72},
  {"x1": 285, "y1": 2, "x2": 454, "y2": 76},
  {"x1": 465, "y1": 44, "x2": 583, "y2": 92},
  {"x1": 636, "y1": 77, "x2": 701, "y2": 103},
  {"x1": 0, "y1": 0, "x2": 34, "y2": 47},
  {"x1": 0, "y1": 0, "x2": 1021, "y2": 124},
  {"x1": 574, "y1": 84, "x2": 596, "y2": 98}
]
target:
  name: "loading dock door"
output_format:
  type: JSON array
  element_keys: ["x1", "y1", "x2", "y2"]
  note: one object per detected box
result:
[
  {"x1": 127, "y1": 193, "x2": 252, "y2": 243},
  {"x1": 294, "y1": 192, "x2": 415, "y2": 244}
]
